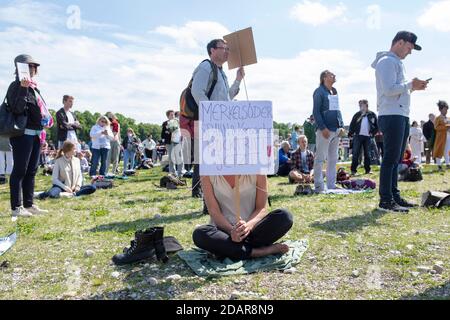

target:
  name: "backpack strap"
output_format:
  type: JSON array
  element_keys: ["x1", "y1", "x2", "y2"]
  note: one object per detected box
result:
[{"x1": 206, "y1": 60, "x2": 218, "y2": 99}]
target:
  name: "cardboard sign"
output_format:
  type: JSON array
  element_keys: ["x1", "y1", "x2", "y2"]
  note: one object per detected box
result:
[
  {"x1": 199, "y1": 101, "x2": 274, "y2": 176},
  {"x1": 224, "y1": 27, "x2": 258, "y2": 70}
]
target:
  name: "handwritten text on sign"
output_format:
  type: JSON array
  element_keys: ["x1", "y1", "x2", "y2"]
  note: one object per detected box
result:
[{"x1": 199, "y1": 101, "x2": 274, "y2": 176}]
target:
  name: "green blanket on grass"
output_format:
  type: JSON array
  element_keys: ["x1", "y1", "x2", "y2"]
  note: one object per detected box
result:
[{"x1": 177, "y1": 240, "x2": 308, "y2": 277}]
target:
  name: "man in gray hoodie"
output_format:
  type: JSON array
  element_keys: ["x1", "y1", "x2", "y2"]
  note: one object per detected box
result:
[{"x1": 372, "y1": 31, "x2": 428, "y2": 213}]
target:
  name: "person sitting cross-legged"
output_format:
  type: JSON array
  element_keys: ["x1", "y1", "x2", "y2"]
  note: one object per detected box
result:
[
  {"x1": 39, "y1": 141, "x2": 96, "y2": 199},
  {"x1": 193, "y1": 175, "x2": 293, "y2": 261},
  {"x1": 289, "y1": 135, "x2": 315, "y2": 184}
]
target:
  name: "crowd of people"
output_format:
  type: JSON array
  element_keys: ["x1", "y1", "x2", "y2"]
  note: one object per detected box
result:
[{"x1": 0, "y1": 30, "x2": 445, "y2": 261}]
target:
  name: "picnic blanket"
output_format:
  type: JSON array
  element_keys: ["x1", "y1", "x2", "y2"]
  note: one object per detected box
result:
[{"x1": 177, "y1": 240, "x2": 308, "y2": 277}]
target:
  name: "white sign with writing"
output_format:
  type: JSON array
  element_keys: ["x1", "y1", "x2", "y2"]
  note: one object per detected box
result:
[
  {"x1": 199, "y1": 101, "x2": 275, "y2": 176},
  {"x1": 328, "y1": 95, "x2": 340, "y2": 111},
  {"x1": 16, "y1": 63, "x2": 31, "y2": 81}
]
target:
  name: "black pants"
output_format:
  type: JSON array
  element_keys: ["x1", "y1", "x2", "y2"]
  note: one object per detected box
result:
[
  {"x1": 9, "y1": 134, "x2": 41, "y2": 210},
  {"x1": 351, "y1": 135, "x2": 371, "y2": 173},
  {"x1": 277, "y1": 163, "x2": 291, "y2": 177},
  {"x1": 193, "y1": 209, "x2": 293, "y2": 261}
]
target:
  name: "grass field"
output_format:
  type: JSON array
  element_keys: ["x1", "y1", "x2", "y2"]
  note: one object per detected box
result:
[{"x1": 0, "y1": 165, "x2": 448, "y2": 300}]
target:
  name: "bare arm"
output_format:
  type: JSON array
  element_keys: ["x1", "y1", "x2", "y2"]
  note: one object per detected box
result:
[
  {"x1": 246, "y1": 175, "x2": 269, "y2": 231},
  {"x1": 201, "y1": 176, "x2": 234, "y2": 233}
]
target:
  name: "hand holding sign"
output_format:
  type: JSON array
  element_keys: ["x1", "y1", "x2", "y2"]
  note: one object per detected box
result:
[{"x1": 236, "y1": 67, "x2": 245, "y2": 82}]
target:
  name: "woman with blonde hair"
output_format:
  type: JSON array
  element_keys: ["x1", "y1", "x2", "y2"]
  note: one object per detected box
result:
[
  {"x1": 89, "y1": 116, "x2": 114, "y2": 177},
  {"x1": 39, "y1": 141, "x2": 96, "y2": 199}
]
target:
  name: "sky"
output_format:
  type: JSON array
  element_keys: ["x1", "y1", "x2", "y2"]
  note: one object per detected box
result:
[{"x1": 0, "y1": 0, "x2": 449, "y2": 125}]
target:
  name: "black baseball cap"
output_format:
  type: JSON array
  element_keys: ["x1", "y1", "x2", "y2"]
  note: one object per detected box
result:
[{"x1": 392, "y1": 31, "x2": 422, "y2": 51}]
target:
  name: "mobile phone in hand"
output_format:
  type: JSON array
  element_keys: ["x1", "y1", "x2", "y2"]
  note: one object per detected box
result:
[{"x1": 426, "y1": 78, "x2": 432, "y2": 82}]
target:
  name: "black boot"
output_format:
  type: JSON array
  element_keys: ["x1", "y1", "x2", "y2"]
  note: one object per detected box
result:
[
  {"x1": 153, "y1": 227, "x2": 169, "y2": 263},
  {"x1": 112, "y1": 229, "x2": 156, "y2": 265}
]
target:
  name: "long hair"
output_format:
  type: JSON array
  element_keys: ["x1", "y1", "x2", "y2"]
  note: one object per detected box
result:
[{"x1": 56, "y1": 141, "x2": 76, "y2": 159}]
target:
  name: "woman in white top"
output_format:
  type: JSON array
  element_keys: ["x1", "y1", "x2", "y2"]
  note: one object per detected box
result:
[
  {"x1": 193, "y1": 175, "x2": 293, "y2": 261},
  {"x1": 39, "y1": 141, "x2": 96, "y2": 199},
  {"x1": 409, "y1": 121, "x2": 424, "y2": 165},
  {"x1": 89, "y1": 116, "x2": 114, "y2": 177}
]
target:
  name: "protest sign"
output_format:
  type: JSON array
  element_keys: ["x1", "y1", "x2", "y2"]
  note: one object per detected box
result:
[
  {"x1": 199, "y1": 100, "x2": 274, "y2": 176},
  {"x1": 16, "y1": 63, "x2": 31, "y2": 81},
  {"x1": 224, "y1": 27, "x2": 257, "y2": 70}
]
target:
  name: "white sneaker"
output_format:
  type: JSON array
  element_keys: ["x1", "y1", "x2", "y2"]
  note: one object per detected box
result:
[
  {"x1": 11, "y1": 207, "x2": 33, "y2": 218},
  {"x1": 25, "y1": 205, "x2": 49, "y2": 215}
]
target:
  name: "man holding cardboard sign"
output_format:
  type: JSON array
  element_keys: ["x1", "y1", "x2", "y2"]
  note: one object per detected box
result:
[{"x1": 181, "y1": 38, "x2": 245, "y2": 199}]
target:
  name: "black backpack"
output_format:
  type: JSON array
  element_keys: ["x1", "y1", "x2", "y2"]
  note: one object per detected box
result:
[
  {"x1": 179, "y1": 60, "x2": 218, "y2": 120},
  {"x1": 405, "y1": 167, "x2": 423, "y2": 182}
]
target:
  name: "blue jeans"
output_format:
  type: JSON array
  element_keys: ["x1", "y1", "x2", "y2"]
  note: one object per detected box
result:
[
  {"x1": 90, "y1": 148, "x2": 109, "y2": 177},
  {"x1": 378, "y1": 116, "x2": 410, "y2": 203},
  {"x1": 123, "y1": 149, "x2": 136, "y2": 173},
  {"x1": 351, "y1": 135, "x2": 371, "y2": 173},
  {"x1": 43, "y1": 185, "x2": 97, "y2": 198}
]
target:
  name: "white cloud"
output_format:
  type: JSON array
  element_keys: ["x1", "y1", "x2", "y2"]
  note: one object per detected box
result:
[
  {"x1": 290, "y1": 0, "x2": 347, "y2": 26},
  {"x1": 418, "y1": 1, "x2": 450, "y2": 32},
  {"x1": 151, "y1": 21, "x2": 230, "y2": 49},
  {"x1": 0, "y1": 0, "x2": 62, "y2": 31},
  {"x1": 0, "y1": 0, "x2": 118, "y2": 32}
]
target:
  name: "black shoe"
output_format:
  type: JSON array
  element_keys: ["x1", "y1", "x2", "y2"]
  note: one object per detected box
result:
[
  {"x1": 378, "y1": 201, "x2": 409, "y2": 213},
  {"x1": 395, "y1": 198, "x2": 418, "y2": 208},
  {"x1": 192, "y1": 190, "x2": 203, "y2": 198},
  {"x1": 112, "y1": 229, "x2": 156, "y2": 265},
  {"x1": 153, "y1": 227, "x2": 169, "y2": 263}
]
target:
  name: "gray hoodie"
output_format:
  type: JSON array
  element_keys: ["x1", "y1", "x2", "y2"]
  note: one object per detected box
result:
[{"x1": 371, "y1": 51, "x2": 413, "y2": 118}]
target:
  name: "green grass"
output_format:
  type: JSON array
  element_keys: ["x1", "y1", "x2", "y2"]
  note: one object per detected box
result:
[{"x1": 0, "y1": 164, "x2": 449, "y2": 300}]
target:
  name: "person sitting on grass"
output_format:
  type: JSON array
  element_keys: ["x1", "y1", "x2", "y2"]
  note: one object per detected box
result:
[
  {"x1": 39, "y1": 141, "x2": 96, "y2": 199},
  {"x1": 277, "y1": 141, "x2": 292, "y2": 177},
  {"x1": 398, "y1": 144, "x2": 417, "y2": 176},
  {"x1": 289, "y1": 135, "x2": 315, "y2": 184},
  {"x1": 77, "y1": 151, "x2": 91, "y2": 174},
  {"x1": 193, "y1": 175, "x2": 293, "y2": 261}
]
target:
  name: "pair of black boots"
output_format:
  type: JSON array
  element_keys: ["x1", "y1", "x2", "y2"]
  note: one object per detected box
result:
[{"x1": 112, "y1": 227, "x2": 168, "y2": 266}]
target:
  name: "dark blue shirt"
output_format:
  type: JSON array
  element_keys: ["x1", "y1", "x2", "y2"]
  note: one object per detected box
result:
[
  {"x1": 278, "y1": 148, "x2": 291, "y2": 166},
  {"x1": 313, "y1": 84, "x2": 344, "y2": 132}
]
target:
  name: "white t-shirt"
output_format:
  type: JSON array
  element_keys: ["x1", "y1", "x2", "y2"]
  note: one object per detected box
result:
[
  {"x1": 66, "y1": 111, "x2": 78, "y2": 143},
  {"x1": 301, "y1": 150, "x2": 309, "y2": 173},
  {"x1": 359, "y1": 116, "x2": 370, "y2": 137}
]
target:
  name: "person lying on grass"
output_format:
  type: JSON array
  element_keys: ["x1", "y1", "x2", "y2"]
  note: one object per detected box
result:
[
  {"x1": 193, "y1": 175, "x2": 293, "y2": 261},
  {"x1": 39, "y1": 141, "x2": 96, "y2": 199}
]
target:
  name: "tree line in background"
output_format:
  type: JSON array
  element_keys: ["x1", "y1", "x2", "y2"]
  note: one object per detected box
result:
[
  {"x1": 47, "y1": 110, "x2": 162, "y2": 144},
  {"x1": 45, "y1": 109, "x2": 298, "y2": 144}
]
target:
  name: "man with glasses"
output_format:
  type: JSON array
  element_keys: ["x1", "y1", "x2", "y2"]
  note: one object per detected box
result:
[
  {"x1": 182, "y1": 39, "x2": 245, "y2": 199},
  {"x1": 372, "y1": 31, "x2": 428, "y2": 212}
]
